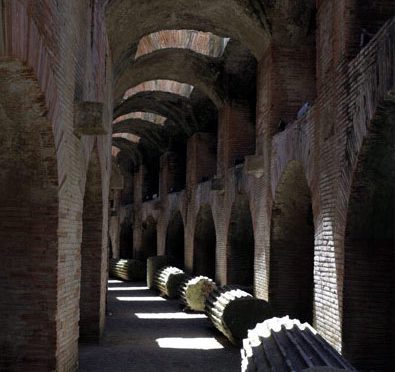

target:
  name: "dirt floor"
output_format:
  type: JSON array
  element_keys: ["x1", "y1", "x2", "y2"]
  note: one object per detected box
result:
[{"x1": 78, "y1": 280, "x2": 240, "y2": 371}]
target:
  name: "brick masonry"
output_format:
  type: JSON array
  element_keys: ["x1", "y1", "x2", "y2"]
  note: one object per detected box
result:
[
  {"x1": 116, "y1": 13, "x2": 395, "y2": 368},
  {"x1": 0, "y1": 0, "x2": 112, "y2": 370},
  {"x1": 0, "y1": 1, "x2": 393, "y2": 371}
]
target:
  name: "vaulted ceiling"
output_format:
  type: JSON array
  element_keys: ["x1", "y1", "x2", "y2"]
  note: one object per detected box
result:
[{"x1": 104, "y1": 0, "x2": 316, "y2": 171}]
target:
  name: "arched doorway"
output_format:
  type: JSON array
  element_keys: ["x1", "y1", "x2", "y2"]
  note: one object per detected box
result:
[
  {"x1": 119, "y1": 219, "x2": 133, "y2": 259},
  {"x1": 227, "y1": 194, "x2": 255, "y2": 287},
  {"x1": 165, "y1": 211, "x2": 185, "y2": 268},
  {"x1": 342, "y1": 106, "x2": 394, "y2": 371},
  {"x1": 269, "y1": 161, "x2": 314, "y2": 324},
  {"x1": 79, "y1": 148, "x2": 106, "y2": 343},
  {"x1": 141, "y1": 216, "x2": 157, "y2": 260},
  {"x1": 193, "y1": 205, "x2": 216, "y2": 278},
  {"x1": 0, "y1": 59, "x2": 59, "y2": 369}
]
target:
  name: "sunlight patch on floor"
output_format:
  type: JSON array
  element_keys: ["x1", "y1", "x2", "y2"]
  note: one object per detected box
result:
[
  {"x1": 109, "y1": 286, "x2": 149, "y2": 291},
  {"x1": 116, "y1": 296, "x2": 166, "y2": 302},
  {"x1": 135, "y1": 312, "x2": 207, "y2": 319},
  {"x1": 156, "y1": 337, "x2": 224, "y2": 350}
]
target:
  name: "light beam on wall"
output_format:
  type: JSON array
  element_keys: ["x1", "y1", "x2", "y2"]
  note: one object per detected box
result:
[
  {"x1": 113, "y1": 112, "x2": 167, "y2": 126},
  {"x1": 112, "y1": 133, "x2": 141, "y2": 144},
  {"x1": 123, "y1": 80, "x2": 194, "y2": 101},
  {"x1": 111, "y1": 146, "x2": 121, "y2": 157},
  {"x1": 135, "y1": 30, "x2": 230, "y2": 59}
]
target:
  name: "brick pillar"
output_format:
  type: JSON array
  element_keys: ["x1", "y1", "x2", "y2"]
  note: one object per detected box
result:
[
  {"x1": 217, "y1": 101, "x2": 255, "y2": 176},
  {"x1": 79, "y1": 149, "x2": 106, "y2": 343},
  {"x1": 186, "y1": 132, "x2": 217, "y2": 188},
  {"x1": 257, "y1": 44, "x2": 316, "y2": 153},
  {"x1": 160, "y1": 151, "x2": 186, "y2": 195}
]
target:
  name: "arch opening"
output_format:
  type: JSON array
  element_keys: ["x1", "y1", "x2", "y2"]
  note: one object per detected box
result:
[
  {"x1": 141, "y1": 217, "x2": 158, "y2": 261},
  {"x1": 119, "y1": 219, "x2": 133, "y2": 259},
  {"x1": 0, "y1": 59, "x2": 59, "y2": 370},
  {"x1": 165, "y1": 211, "x2": 185, "y2": 268},
  {"x1": 269, "y1": 161, "x2": 314, "y2": 324},
  {"x1": 143, "y1": 159, "x2": 160, "y2": 201},
  {"x1": 342, "y1": 106, "x2": 395, "y2": 371},
  {"x1": 226, "y1": 194, "x2": 255, "y2": 287},
  {"x1": 193, "y1": 205, "x2": 216, "y2": 278},
  {"x1": 79, "y1": 149, "x2": 106, "y2": 343}
]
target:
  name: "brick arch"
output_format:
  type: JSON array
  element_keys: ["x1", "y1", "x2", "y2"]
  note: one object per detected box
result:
[
  {"x1": 117, "y1": 50, "x2": 224, "y2": 107},
  {"x1": 342, "y1": 105, "x2": 394, "y2": 371},
  {"x1": 226, "y1": 193, "x2": 255, "y2": 287},
  {"x1": 269, "y1": 160, "x2": 314, "y2": 324},
  {"x1": 165, "y1": 210, "x2": 185, "y2": 268},
  {"x1": 193, "y1": 204, "x2": 216, "y2": 278},
  {"x1": 79, "y1": 146, "x2": 107, "y2": 343},
  {"x1": 0, "y1": 58, "x2": 59, "y2": 370},
  {"x1": 141, "y1": 215, "x2": 158, "y2": 260}
]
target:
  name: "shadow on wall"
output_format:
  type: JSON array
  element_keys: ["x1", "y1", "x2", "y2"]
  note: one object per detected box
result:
[
  {"x1": 165, "y1": 211, "x2": 185, "y2": 268},
  {"x1": 193, "y1": 205, "x2": 216, "y2": 278},
  {"x1": 269, "y1": 160, "x2": 314, "y2": 325},
  {"x1": 0, "y1": 59, "x2": 59, "y2": 370},
  {"x1": 141, "y1": 216, "x2": 157, "y2": 261},
  {"x1": 119, "y1": 220, "x2": 133, "y2": 259},
  {"x1": 343, "y1": 104, "x2": 395, "y2": 371},
  {"x1": 226, "y1": 193, "x2": 254, "y2": 288},
  {"x1": 80, "y1": 148, "x2": 105, "y2": 344}
]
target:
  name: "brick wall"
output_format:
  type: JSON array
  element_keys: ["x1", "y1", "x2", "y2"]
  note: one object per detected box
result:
[
  {"x1": 0, "y1": 1, "x2": 393, "y2": 370},
  {"x1": 160, "y1": 151, "x2": 186, "y2": 195},
  {"x1": 131, "y1": 14, "x2": 395, "y2": 367},
  {"x1": 0, "y1": 59, "x2": 59, "y2": 371},
  {"x1": 217, "y1": 102, "x2": 255, "y2": 174},
  {"x1": 186, "y1": 132, "x2": 217, "y2": 187},
  {"x1": 0, "y1": 0, "x2": 113, "y2": 370}
]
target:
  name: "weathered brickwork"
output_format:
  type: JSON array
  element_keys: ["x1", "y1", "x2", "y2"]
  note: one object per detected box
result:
[
  {"x1": 0, "y1": 0, "x2": 112, "y2": 370},
  {"x1": 0, "y1": 1, "x2": 393, "y2": 371},
  {"x1": 117, "y1": 13, "x2": 395, "y2": 367}
]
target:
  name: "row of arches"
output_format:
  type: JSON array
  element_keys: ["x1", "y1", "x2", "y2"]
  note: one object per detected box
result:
[
  {"x1": 2, "y1": 60, "x2": 392, "y2": 371},
  {"x1": 121, "y1": 110, "x2": 394, "y2": 370},
  {"x1": 0, "y1": 59, "x2": 109, "y2": 368}
]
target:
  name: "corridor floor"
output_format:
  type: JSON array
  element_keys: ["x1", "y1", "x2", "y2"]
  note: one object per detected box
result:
[{"x1": 78, "y1": 280, "x2": 240, "y2": 372}]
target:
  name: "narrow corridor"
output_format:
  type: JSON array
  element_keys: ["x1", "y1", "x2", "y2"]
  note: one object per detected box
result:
[{"x1": 78, "y1": 280, "x2": 240, "y2": 371}]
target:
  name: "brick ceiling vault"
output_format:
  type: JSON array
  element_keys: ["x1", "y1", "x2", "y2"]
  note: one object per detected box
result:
[{"x1": 107, "y1": 0, "x2": 316, "y2": 167}]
